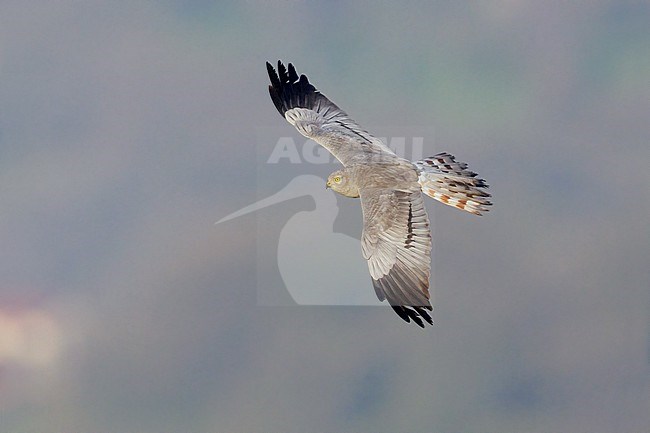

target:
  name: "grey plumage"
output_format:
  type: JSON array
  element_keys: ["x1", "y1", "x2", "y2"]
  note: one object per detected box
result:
[
  {"x1": 267, "y1": 61, "x2": 490, "y2": 327},
  {"x1": 267, "y1": 61, "x2": 395, "y2": 166}
]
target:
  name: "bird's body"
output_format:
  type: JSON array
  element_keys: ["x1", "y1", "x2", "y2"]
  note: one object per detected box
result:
[{"x1": 266, "y1": 61, "x2": 492, "y2": 327}]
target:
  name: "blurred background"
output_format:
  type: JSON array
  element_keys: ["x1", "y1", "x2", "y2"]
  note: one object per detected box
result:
[{"x1": 1, "y1": 1, "x2": 648, "y2": 432}]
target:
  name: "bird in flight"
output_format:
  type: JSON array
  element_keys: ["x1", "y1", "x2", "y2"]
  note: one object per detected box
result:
[{"x1": 266, "y1": 61, "x2": 491, "y2": 327}]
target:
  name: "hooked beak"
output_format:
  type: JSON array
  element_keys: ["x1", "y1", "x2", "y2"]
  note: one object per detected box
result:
[{"x1": 325, "y1": 181, "x2": 331, "y2": 189}]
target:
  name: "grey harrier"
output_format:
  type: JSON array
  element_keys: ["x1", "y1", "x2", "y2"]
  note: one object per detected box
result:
[{"x1": 266, "y1": 61, "x2": 491, "y2": 327}]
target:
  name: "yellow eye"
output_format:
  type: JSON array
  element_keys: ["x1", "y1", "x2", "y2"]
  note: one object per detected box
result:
[{"x1": 333, "y1": 176, "x2": 341, "y2": 183}]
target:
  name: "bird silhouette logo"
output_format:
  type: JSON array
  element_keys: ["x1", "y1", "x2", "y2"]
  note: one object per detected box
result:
[{"x1": 217, "y1": 175, "x2": 384, "y2": 306}]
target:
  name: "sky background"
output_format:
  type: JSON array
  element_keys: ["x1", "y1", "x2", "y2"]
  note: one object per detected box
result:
[{"x1": 1, "y1": 1, "x2": 649, "y2": 432}]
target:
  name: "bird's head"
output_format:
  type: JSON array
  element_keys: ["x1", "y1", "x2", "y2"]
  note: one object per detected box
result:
[{"x1": 326, "y1": 169, "x2": 359, "y2": 198}]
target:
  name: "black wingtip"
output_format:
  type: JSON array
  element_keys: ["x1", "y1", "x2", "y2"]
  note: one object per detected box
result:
[
  {"x1": 266, "y1": 61, "x2": 280, "y2": 89},
  {"x1": 265, "y1": 60, "x2": 319, "y2": 118},
  {"x1": 414, "y1": 306, "x2": 434, "y2": 326},
  {"x1": 287, "y1": 62, "x2": 299, "y2": 82},
  {"x1": 392, "y1": 306, "x2": 432, "y2": 328}
]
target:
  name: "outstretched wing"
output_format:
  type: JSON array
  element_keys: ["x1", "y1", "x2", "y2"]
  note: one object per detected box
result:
[
  {"x1": 266, "y1": 60, "x2": 396, "y2": 166},
  {"x1": 360, "y1": 187, "x2": 433, "y2": 327}
]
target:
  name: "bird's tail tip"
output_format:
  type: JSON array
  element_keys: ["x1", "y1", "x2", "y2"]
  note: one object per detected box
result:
[{"x1": 415, "y1": 152, "x2": 492, "y2": 216}]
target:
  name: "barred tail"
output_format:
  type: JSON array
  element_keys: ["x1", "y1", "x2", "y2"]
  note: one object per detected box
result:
[{"x1": 414, "y1": 152, "x2": 492, "y2": 216}]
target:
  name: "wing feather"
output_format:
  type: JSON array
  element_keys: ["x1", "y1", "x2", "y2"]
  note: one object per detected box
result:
[
  {"x1": 266, "y1": 60, "x2": 396, "y2": 166},
  {"x1": 360, "y1": 188, "x2": 433, "y2": 327}
]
